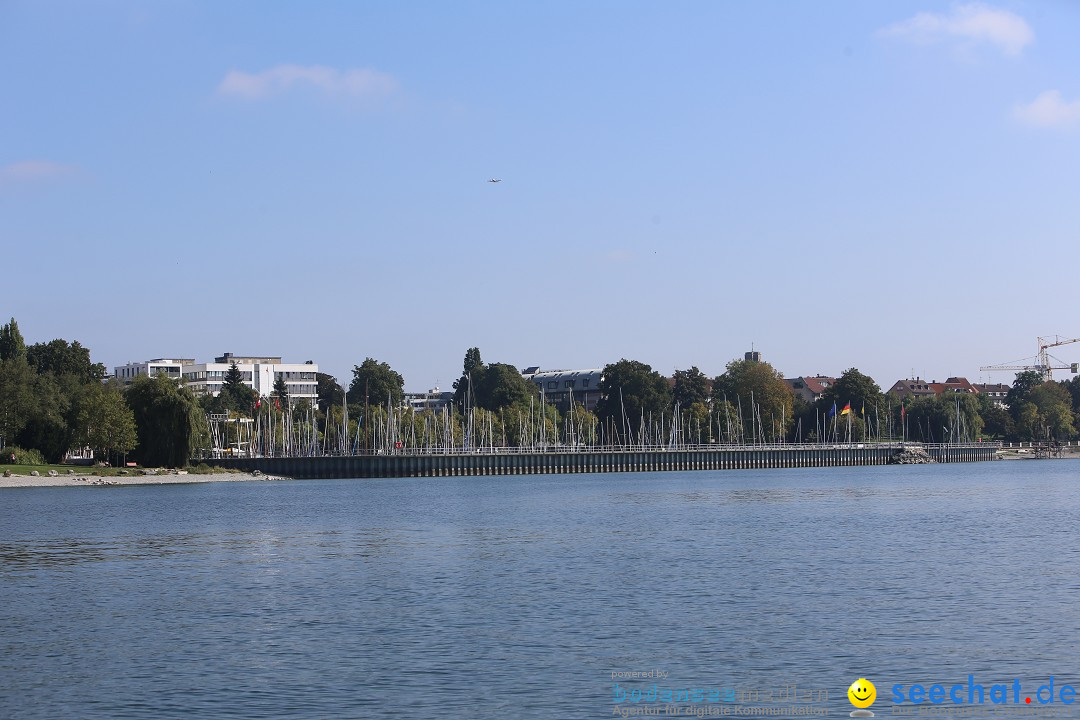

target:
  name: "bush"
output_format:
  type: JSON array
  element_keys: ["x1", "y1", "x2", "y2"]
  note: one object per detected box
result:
[
  {"x1": 188, "y1": 463, "x2": 229, "y2": 475},
  {"x1": 1, "y1": 446, "x2": 47, "y2": 465}
]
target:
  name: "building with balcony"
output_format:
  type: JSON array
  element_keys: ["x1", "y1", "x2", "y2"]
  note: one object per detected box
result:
[
  {"x1": 116, "y1": 352, "x2": 318, "y2": 405},
  {"x1": 404, "y1": 388, "x2": 454, "y2": 413},
  {"x1": 114, "y1": 358, "x2": 194, "y2": 385},
  {"x1": 522, "y1": 367, "x2": 604, "y2": 412},
  {"x1": 973, "y1": 382, "x2": 1011, "y2": 407},
  {"x1": 184, "y1": 353, "x2": 318, "y2": 404},
  {"x1": 888, "y1": 376, "x2": 978, "y2": 400}
]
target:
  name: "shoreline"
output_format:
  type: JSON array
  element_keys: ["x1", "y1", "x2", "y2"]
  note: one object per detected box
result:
[
  {"x1": 3, "y1": 447, "x2": 1075, "y2": 486},
  {"x1": 0, "y1": 470, "x2": 290, "y2": 489}
]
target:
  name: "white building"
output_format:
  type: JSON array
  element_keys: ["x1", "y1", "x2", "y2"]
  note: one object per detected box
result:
[
  {"x1": 116, "y1": 352, "x2": 319, "y2": 405},
  {"x1": 404, "y1": 388, "x2": 454, "y2": 412},
  {"x1": 114, "y1": 358, "x2": 194, "y2": 385},
  {"x1": 184, "y1": 353, "x2": 318, "y2": 404}
]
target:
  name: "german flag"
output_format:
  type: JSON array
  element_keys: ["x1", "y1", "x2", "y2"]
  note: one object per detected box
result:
[{"x1": 841, "y1": 403, "x2": 852, "y2": 416}]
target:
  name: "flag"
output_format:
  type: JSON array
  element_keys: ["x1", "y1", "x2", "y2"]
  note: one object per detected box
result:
[
  {"x1": 900, "y1": 403, "x2": 906, "y2": 421},
  {"x1": 861, "y1": 403, "x2": 865, "y2": 417},
  {"x1": 255, "y1": 399, "x2": 261, "y2": 409},
  {"x1": 841, "y1": 403, "x2": 851, "y2": 416},
  {"x1": 275, "y1": 397, "x2": 281, "y2": 410},
  {"x1": 828, "y1": 402, "x2": 837, "y2": 418}
]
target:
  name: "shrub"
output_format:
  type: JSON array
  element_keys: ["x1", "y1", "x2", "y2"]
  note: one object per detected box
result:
[{"x1": 1, "y1": 446, "x2": 47, "y2": 465}]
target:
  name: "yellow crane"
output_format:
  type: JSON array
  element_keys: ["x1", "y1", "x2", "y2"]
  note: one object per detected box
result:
[{"x1": 981, "y1": 335, "x2": 1080, "y2": 381}]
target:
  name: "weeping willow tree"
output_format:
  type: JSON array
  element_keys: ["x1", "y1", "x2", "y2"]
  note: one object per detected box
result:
[{"x1": 126, "y1": 374, "x2": 208, "y2": 467}]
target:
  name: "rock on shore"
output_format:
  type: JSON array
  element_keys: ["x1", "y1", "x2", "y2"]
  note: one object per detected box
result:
[{"x1": 890, "y1": 446, "x2": 936, "y2": 464}]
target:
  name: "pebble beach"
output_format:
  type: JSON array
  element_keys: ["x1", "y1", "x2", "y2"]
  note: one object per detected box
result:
[{"x1": 0, "y1": 469, "x2": 289, "y2": 489}]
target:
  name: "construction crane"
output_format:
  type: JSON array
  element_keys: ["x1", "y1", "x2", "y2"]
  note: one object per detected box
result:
[{"x1": 980, "y1": 335, "x2": 1080, "y2": 381}]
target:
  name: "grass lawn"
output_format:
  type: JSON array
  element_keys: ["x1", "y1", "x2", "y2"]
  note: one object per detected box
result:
[{"x1": 2, "y1": 463, "x2": 135, "y2": 477}]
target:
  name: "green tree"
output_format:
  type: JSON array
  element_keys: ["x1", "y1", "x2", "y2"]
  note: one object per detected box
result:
[
  {"x1": 220, "y1": 362, "x2": 257, "y2": 415},
  {"x1": 1007, "y1": 370, "x2": 1043, "y2": 419},
  {"x1": 976, "y1": 394, "x2": 1014, "y2": 440},
  {"x1": 462, "y1": 347, "x2": 483, "y2": 375},
  {"x1": 272, "y1": 375, "x2": 289, "y2": 405},
  {"x1": 15, "y1": 373, "x2": 73, "y2": 462},
  {"x1": 566, "y1": 404, "x2": 599, "y2": 445},
  {"x1": 711, "y1": 358, "x2": 795, "y2": 442},
  {"x1": 820, "y1": 368, "x2": 884, "y2": 416},
  {"x1": 903, "y1": 393, "x2": 984, "y2": 443},
  {"x1": 682, "y1": 401, "x2": 712, "y2": 444},
  {"x1": 594, "y1": 359, "x2": 672, "y2": 443},
  {"x1": 26, "y1": 339, "x2": 106, "y2": 383},
  {"x1": 316, "y1": 372, "x2": 345, "y2": 411},
  {"x1": 78, "y1": 382, "x2": 137, "y2": 463},
  {"x1": 814, "y1": 368, "x2": 886, "y2": 440},
  {"x1": 125, "y1": 374, "x2": 208, "y2": 467},
  {"x1": 347, "y1": 358, "x2": 405, "y2": 408},
  {"x1": 1028, "y1": 382, "x2": 1076, "y2": 439},
  {"x1": 1014, "y1": 403, "x2": 1042, "y2": 441},
  {"x1": 0, "y1": 354, "x2": 35, "y2": 447},
  {"x1": 713, "y1": 398, "x2": 741, "y2": 442},
  {"x1": 452, "y1": 347, "x2": 485, "y2": 410},
  {"x1": 0, "y1": 318, "x2": 26, "y2": 361},
  {"x1": 672, "y1": 367, "x2": 710, "y2": 408},
  {"x1": 1060, "y1": 376, "x2": 1080, "y2": 414},
  {"x1": 473, "y1": 363, "x2": 537, "y2": 410}
]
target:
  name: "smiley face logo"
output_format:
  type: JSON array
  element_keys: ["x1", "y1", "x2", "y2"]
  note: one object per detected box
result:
[{"x1": 848, "y1": 678, "x2": 876, "y2": 709}]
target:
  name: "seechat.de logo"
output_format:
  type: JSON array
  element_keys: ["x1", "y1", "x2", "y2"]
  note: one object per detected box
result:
[{"x1": 891, "y1": 676, "x2": 1077, "y2": 706}]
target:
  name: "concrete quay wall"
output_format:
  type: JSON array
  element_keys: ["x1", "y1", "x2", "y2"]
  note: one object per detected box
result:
[{"x1": 212, "y1": 443, "x2": 998, "y2": 479}]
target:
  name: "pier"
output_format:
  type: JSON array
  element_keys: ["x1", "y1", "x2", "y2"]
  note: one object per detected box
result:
[{"x1": 212, "y1": 442, "x2": 999, "y2": 479}]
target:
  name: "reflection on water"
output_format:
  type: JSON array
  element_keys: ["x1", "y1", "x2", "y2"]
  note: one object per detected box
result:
[{"x1": 2, "y1": 462, "x2": 1080, "y2": 719}]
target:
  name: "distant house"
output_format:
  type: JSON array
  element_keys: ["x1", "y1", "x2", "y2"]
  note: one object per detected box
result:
[
  {"x1": 888, "y1": 378, "x2": 938, "y2": 400},
  {"x1": 974, "y1": 382, "x2": 1011, "y2": 407},
  {"x1": 784, "y1": 376, "x2": 837, "y2": 405},
  {"x1": 931, "y1": 377, "x2": 978, "y2": 395},
  {"x1": 888, "y1": 376, "x2": 978, "y2": 400},
  {"x1": 404, "y1": 389, "x2": 454, "y2": 412},
  {"x1": 522, "y1": 367, "x2": 604, "y2": 412}
]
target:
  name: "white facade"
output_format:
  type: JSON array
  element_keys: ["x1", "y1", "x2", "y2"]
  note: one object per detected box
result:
[
  {"x1": 116, "y1": 353, "x2": 318, "y2": 405},
  {"x1": 114, "y1": 358, "x2": 194, "y2": 385},
  {"x1": 404, "y1": 388, "x2": 454, "y2": 412}
]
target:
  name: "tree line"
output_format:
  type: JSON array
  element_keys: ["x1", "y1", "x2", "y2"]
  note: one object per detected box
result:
[
  {"x1": 0, "y1": 318, "x2": 208, "y2": 467},
  {"x1": 309, "y1": 349, "x2": 1080, "y2": 448},
  {"x1": 4, "y1": 317, "x2": 1079, "y2": 469}
]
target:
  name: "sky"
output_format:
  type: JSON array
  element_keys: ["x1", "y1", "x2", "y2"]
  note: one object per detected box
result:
[{"x1": 3, "y1": 1, "x2": 1079, "y2": 392}]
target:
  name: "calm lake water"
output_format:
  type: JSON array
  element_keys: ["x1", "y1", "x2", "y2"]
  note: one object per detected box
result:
[{"x1": 2, "y1": 461, "x2": 1080, "y2": 719}]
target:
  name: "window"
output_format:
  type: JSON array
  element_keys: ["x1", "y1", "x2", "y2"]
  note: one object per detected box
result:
[
  {"x1": 565, "y1": 380, "x2": 574, "y2": 388},
  {"x1": 581, "y1": 379, "x2": 590, "y2": 388},
  {"x1": 547, "y1": 381, "x2": 557, "y2": 390}
]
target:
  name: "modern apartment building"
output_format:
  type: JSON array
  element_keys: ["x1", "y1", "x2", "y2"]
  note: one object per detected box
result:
[
  {"x1": 521, "y1": 367, "x2": 604, "y2": 412},
  {"x1": 115, "y1": 352, "x2": 318, "y2": 405},
  {"x1": 114, "y1": 358, "x2": 195, "y2": 385}
]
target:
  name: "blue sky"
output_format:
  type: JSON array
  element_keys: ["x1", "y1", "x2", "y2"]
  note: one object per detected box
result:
[{"x1": 3, "y1": 1, "x2": 1079, "y2": 391}]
